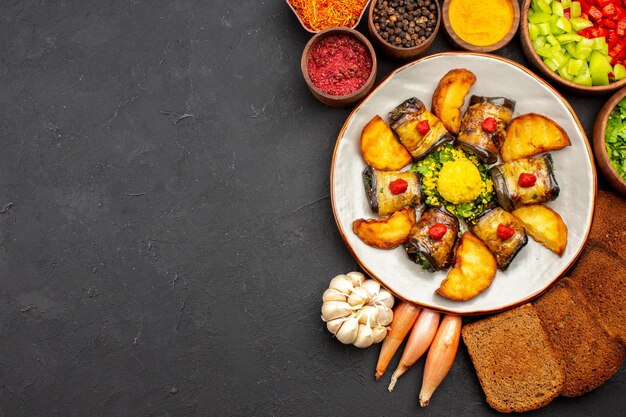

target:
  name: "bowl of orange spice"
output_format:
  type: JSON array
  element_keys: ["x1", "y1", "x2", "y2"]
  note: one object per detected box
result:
[
  {"x1": 287, "y1": 0, "x2": 371, "y2": 33},
  {"x1": 442, "y1": 0, "x2": 520, "y2": 53}
]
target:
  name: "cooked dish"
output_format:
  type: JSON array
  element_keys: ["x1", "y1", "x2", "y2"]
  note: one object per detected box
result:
[
  {"x1": 349, "y1": 67, "x2": 571, "y2": 302},
  {"x1": 457, "y1": 95, "x2": 515, "y2": 164},
  {"x1": 490, "y1": 154, "x2": 560, "y2": 211},
  {"x1": 404, "y1": 207, "x2": 460, "y2": 271},
  {"x1": 363, "y1": 167, "x2": 422, "y2": 216},
  {"x1": 412, "y1": 144, "x2": 494, "y2": 222},
  {"x1": 471, "y1": 207, "x2": 528, "y2": 270},
  {"x1": 389, "y1": 97, "x2": 455, "y2": 160}
]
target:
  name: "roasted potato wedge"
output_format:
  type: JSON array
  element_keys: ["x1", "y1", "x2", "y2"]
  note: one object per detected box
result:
[
  {"x1": 501, "y1": 113, "x2": 571, "y2": 162},
  {"x1": 431, "y1": 68, "x2": 477, "y2": 134},
  {"x1": 512, "y1": 204, "x2": 568, "y2": 256},
  {"x1": 352, "y1": 207, "x2": 416, "y2": 249},
  {"x1": 360, "y1": 115, "x2": 412, "y2": 171},
  {"x1": 436, "y1": 232, "x2": 497, "y2": 301}
]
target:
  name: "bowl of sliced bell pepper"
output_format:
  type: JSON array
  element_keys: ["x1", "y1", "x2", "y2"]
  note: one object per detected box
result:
[{"x1": 520, "y1": 0, "x2": 626, "y2": 94}]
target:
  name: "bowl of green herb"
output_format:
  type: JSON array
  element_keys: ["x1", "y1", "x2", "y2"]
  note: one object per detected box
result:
[{"x1": 593, "y1": 87, "x2": 626, "y2": 195}]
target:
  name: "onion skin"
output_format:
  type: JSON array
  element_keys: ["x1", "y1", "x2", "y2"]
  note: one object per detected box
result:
[
  {"x1": 375, "y1": 301, "x2": 421, "y2": 380},
  {"x1": 418, "y1": 314, "x2": 462, "y2": 407},
  {"x1": 388, "y1": 309, "x2": 441, "y2": 392}
]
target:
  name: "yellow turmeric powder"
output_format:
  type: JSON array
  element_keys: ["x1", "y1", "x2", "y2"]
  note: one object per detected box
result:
[{"x1": 448, "y1": 0, "x2": 514, "y2": 46}]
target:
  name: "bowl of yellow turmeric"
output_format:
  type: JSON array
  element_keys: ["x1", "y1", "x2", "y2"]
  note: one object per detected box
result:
[{"x1": 442, "y1": 0, "x2": 520, "y2": 53}]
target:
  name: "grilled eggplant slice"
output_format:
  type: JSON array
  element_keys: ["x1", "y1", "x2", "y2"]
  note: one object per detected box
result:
[
  {"x1": 490, "y1": 154, "x2": 560, "y2": 211},
  {"x1": 457, "y1": 95, "x2": 516, "y2": 164},
  {"x1": 389, "y1": 98, "x2": 454, "y2": 160},
  {"x1": 363, "y1": 166, "x2": 422, "y2": 216},
  {"x1": 404, "y1": 207, "x2": 460, "y2": 271},
  {"x1": 471, "y1": 207, "x2": 528, "y2": 270}
]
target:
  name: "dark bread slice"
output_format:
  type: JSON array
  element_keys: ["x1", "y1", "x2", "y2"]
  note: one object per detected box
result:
[
  {"x1": 534, "y1": 278, "x2": 625, "y2": 397},
  {"x1": 462, "y1": 304, "x2": 564, "y2": 413},
  {"x1": 587, "y1": 190, "x2": 626, "y2": 256},
  {"x1": 569, "y1": 244, "x2": 626, "y2": 345}
]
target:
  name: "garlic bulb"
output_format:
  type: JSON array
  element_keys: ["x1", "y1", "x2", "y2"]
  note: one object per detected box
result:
[{"x1": 321, "y1": 272, "x2": 395, "y2": 349}]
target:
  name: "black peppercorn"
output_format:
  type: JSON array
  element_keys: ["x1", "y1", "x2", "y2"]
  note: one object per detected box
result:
[{"x1": 372, "y1": 0, "x2": 437, "y2": 49}]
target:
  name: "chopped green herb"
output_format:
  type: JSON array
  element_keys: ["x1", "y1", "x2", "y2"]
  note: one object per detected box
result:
[
  {"x1": 417, "y1": 252, "x2": 432, "y2": 270},
  {"x1": 605, "y1": 98, "x2": 626, "y2": 181},
  {"x1": 411, "y1": 144, "x2": 495, "y2": 222}
]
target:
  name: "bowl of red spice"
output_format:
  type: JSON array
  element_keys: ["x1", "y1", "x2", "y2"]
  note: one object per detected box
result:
[
  {"x1": 287, "y1": 0, "x2": 371, "y2": 33},
  {"x1": 301, "y1": 27, "x2": 377, "y2": 107},
  {"x1": 368, "y1": 0, "x2": 441, "y2": 61}
]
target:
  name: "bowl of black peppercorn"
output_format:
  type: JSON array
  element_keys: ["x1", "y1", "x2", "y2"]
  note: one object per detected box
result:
[{"x1": 368, "y1": 0, "x2": 441, "y2": 61}]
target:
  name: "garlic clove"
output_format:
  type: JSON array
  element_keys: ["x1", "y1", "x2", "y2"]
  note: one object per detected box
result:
[
  {"x1": 374, "y1": 289, "x2": 395, "y2": 309},
  {"x1": 329, "y1": 275, "x2": 354, "y2": 294},
  {"x1": 326, "y1": 317, "x2": 346, "y2": 335},
  {"x1": 353, "y1": 323, "x2": 375, "y2": 348},
  {"x1": 361, "y1": 279, "x2": 381, "y2": 298},
  {"x1": 377, "y1": 305, "x2": 394, "y2": 326},
  {"x1": 346, "y1": 271, "x2": 365, "y2": 287},
  {"x1": 323, "y1": 288, "x2": 347, "y2": 303},
  {"x1": 321, "y1": 301, "x2": 353, "y2": 322},
  {"x1": 358, "y1": 305, "x2": 379, "y2": 325},
  {"x1": 347, "y1": 286, "x2": 369, "y2": 307},
  {"x1": 335, "y1": 316, "x2": 359, "y2": 344},
  {"x1": 372, "y1": 325, "x2": 388, "y2": 344}
]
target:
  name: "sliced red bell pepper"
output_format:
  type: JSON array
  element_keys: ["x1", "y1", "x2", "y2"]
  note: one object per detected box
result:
[
  {"x1": 596, "y1": 0, "x2": 611, "y2": 8},
  {"x1": 618, "y1": 18, "x2": 626, "y2": 36},
  {"x1": 564, "y1": 8, "x2": 571, "y2": 19},
  {"x1": 589, "y1": 5, "x2": 604, "y2": 20},
  {"x1": 603, "y1": 3, "x2": 617, "y2": 16},
  {"x1": 604, "y1": 19, "x2": 617, "y2": 28}
]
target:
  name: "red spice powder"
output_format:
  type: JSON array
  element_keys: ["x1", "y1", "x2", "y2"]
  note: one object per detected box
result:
[{"x1": 307, "y1": 34, "x2": 372, "y2": 96}]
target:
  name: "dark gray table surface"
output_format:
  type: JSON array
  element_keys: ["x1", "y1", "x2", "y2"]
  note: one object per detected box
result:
[{"x1": 1, "y1": 1, "x2": 624, "y2": 416}]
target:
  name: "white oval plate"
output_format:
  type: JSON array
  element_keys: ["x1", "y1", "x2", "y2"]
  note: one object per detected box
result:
[{"x1": 331, "y1": 53, "x2": 596, "y2": 315}]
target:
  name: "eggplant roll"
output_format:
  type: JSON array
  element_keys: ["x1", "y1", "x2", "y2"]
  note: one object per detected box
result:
[
  {"x1": 404, "y1": 207, "x2": 459, "y2": 271},
  {"x1": 389, "y1": 97, "x2": 454, "y2": 160},
  {"x1": 362, "y1": 166, "x2": 422, "y2": 216},
  {"x1": 489, "y1": 154, "x2": 560, "y2": 211},
  {"x1": 471, "y1": 207, "x2": 528, "y2": 270},
  {"x1": 457, "y1": 95, "x2": 516, "y2": 164}
]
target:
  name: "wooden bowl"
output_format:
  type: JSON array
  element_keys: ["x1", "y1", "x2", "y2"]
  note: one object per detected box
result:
[
  {"x1": 592, "y1": 87, "x2": 626, "y2": 195},
  {"x1": 301, "y1": 27, "x2": 377, "y2": 108},
  {"x1": 520, "y1": 0, "x2": 626, "y2": 95},
  {"x1": 442, "y1": 0, "x2": 519, "y2": 52},
  {"x1": 367, "y1": 0, "x2": 441, "y2": 61},
  {"x1": 285, "y1": 0, "x2": 371, "y2": 34}
]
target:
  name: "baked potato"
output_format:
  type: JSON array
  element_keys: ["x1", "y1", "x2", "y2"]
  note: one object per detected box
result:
[
  {"x1": 352, "y1": 207, "x2": 416, "y2": 249},
  {"x1": 501, "y1": 113, "x2": 571, "y2": 162},
  {"x1": 431, "y1": 68, "x2": 477, "y2": 134},
  {"x1": 512, "y1": 204, "x2": 568, "y2": 256},
  {"x1": 436, "y1": 232, "x2": 497, "y2": 301},
  {"x1": 360, "y1": 115, "x2": 412, "y2": 171}
]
